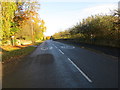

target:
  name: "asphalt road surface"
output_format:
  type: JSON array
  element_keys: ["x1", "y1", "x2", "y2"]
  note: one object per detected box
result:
[{"x1": 3, "y1": 40, "x2": 118, "y2": 88}]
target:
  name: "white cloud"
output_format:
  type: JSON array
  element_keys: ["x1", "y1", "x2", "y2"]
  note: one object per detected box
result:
[{"x1": 81, "y1": 4, "x2": 117, "y2": 16}]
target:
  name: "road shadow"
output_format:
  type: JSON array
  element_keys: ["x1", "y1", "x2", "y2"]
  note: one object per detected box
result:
[{"x1": 36, "y1": 54, "x2": 54, "y2": 64}]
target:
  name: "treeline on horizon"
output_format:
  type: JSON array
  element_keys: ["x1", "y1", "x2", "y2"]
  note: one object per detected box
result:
[
  {"x1": 0, "y1": 0, "x2": 46, "y2": 45},
  {"x1": 53, "y1": 10, "x2": 120, "y2": 48}
]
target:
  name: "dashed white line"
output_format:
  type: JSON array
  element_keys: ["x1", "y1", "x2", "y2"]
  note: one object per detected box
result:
[
  {"x1": 67, "y1": 58, "x2": 92, "y2": 83},
  {"x1": 58, "y1": 49, "x2": 64, "y2": 54},
  {"x1": 52, "y1": 44, "x2": 64, "y2": 54},
  {"x1": 55, "y1": 46, "x2": 58, "y2": 49},
  {"x1": 52, "y1": 44, "x2": 58, "y2": 49}
]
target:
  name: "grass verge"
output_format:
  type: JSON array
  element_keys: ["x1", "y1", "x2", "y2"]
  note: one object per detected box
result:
[
  {"x1": 1, "y1": 41, "x2": 43, "y2": 63},
  {"x1": 1, "y1": 41, "x2": 43, "y2": 76}
]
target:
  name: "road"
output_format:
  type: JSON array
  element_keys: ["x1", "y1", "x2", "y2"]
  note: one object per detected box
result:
[
  {"x1": 3, "y1": 40, "x2": 118, "y2": 88},
  {"x1": 54, "y1": 39, "x2": 119, "y2": 57}
]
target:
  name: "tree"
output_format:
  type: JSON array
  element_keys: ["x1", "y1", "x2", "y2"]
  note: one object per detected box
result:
[
  {"x1": 1, "y1": 2, "x2": 17, "y2": 41},
  {"x1": 15, "y1": 1, "x2": 46, "y2": 43},
  {"x1": 53, "y1": 12, "x2": 120, "y2": 47},
  {"x1": 1, "y1": 0, "x2": 46, "y2": 45}
]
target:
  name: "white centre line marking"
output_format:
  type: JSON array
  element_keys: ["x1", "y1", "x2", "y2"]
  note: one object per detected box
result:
[
  {"x1": 59, "y1": 49, "x2": 64, "y2": 54},
  {"x1": 53, "y1": 44, "x2": 64, "y2": 54},
  {"x1": 54, "y1": 45, "x2": 57, "y2": 48},
  {"x1": 67, "y1": 58, "x2": 92, "y2": 83},
  {"x1": 52, "y1": 44, "x2": 58, "y2": 49},
  {"x1": 52, "y1": 42, "x2": 92, "y2": 83}
]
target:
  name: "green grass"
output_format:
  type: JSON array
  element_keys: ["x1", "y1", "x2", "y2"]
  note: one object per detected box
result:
[
  {"x1": 34, "y1": 41, "x2": 43, "y2": 46},
  {"x1": 2, "y1": 41, "x2": 43, "y2": 63},
  {"x1": 2, "y1": 46, "x2": 35, "y2": 62}
]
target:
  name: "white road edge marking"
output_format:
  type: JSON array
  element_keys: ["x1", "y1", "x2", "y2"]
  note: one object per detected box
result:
[
  {"x1": 59, "y1": 49, "x2": 64, "y2": 54},
  {"x1": 67, "y1": 58, "x2": 92, "y2": 83}
]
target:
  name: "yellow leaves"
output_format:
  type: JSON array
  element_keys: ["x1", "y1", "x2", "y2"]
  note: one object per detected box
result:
[{"x1": 1, "y1": 2, "x2": 18, "y2": 39}]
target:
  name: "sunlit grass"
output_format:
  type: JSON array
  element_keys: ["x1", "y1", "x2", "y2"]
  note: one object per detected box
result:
[{"x1": 1, "y1": 40, "x2": 43, "y2": 63}]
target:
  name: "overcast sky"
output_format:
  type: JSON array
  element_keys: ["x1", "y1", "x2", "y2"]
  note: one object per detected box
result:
[{"x1": 38, "y1": 0, "x2": 118, "y2": 36}]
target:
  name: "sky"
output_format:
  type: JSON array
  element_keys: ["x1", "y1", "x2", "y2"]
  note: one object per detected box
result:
[{"x1": 38, "y1": 0, "x2": 119, "y2": 36}]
